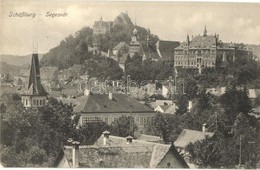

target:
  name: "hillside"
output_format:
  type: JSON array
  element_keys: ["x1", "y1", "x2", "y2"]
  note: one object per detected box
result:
[
  {"x1": 40, "y1": 12, "x2": 160, "y2": 70},
  {"x1": 0, "y1": 61, "x2": 20, "y2": 75},
  {"x1": 0, "y1": 54, "x2": 43, "y2": 67}
]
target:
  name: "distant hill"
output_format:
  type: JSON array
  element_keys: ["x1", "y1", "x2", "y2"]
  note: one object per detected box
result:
[
  {"x1": 0, "y1": 54, "x2": 43, "y2": 67},
  {"x1": 40, "y1": 12, "x2": 160, "y2": 70},
  {"x1": 0, "y1": 61, "x2": 20, "y2": 75}
]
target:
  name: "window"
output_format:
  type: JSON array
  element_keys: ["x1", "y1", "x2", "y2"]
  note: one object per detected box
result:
[
  {"x1": 147, "y1": 117, "x2": 151, "y2": 125},
  {"x1": 25, "y1": 99, "x2": 28, "y2": 106},
  {"x1": 40, "y1": 100, "x2": 42, "y2": 105},
  {"x1": 140, "y1": 117, "x2": 144, "y2": 126},
  {"x1": 144, "y1": 117, "x2": 147, "y2": 126},
  {"x1": 82, "y1": 116, "x2": 101, "y2": 123},
  {"x1": 36, "y1": 100, "x2": 39, "y2": 106},
  {"x1": 33, "y1": 100, "x2": 36, "y2": 105},
  {"x1": 135, "y1": 117, "x2": 139, "y2": 124}
]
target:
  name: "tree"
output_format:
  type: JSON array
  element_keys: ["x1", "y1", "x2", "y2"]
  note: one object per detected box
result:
[
  {"x1": 145, "y1": 114, "x2": 182, "y2": 143},
  {"x1": 110, "y1": 116, "x2": 138, "y2": 137},
  {"x1": 175, "y1": 94, "x2": 188, "y2": 115},
  {"x1": 77, "y1": 121, "x2": 110, "y2": 145},
  {"x1": 186, "y1": 136, "x2": 223, "y2": 168},
  {"x1": 0, "y1": 95, "x2": 80, "y2": 167}
]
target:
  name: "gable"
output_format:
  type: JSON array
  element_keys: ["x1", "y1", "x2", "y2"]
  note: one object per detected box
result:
[{"x1": 157, "y1": 146, "x2": 189, "y2": 168}]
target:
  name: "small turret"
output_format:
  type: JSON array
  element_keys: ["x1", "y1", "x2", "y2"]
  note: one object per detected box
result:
[{"x1": 203, "y1": 25, "x2": 207, "y2": 37}]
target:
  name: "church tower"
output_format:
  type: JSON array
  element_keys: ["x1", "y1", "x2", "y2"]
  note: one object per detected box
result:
[
  {"x1": 203, "y1": 25, "x2": 207, "y2": 37},
  {"x1": 21, "y1": 51, "x2": 48, "y2": 108},
  {"x1": 129, "y1": 26, "x2": 143, "y2": 57}
]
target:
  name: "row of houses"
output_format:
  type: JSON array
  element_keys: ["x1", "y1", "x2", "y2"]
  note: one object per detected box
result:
[{"x1": 55, "y1": 124, "x2": 214, "y2": 168}]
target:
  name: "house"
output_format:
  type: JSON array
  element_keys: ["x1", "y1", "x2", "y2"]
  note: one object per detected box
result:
[
  {"x1": 154, "y1": 104, "x2": 178, "y2": 114},
  {"x1": 149, "y1": 100, "x2": 173, "y2": 109},
  {"x1": 206, "y1": 87, "x2": 226, "y2": 96},
  {"x1": 60, "y1": 89, "x2": 156, "y2": 134},
  {"x1": 112, "y1": 42, "x2": 130, "y2": 56},
  {"x1": 137, "y1": 134, "x2": 164, "y2": 144},
  {"x1": 55, "y1": 132, "x2": 189, "y2": 168},
  {"x1": 174, "y1": 127, "x2": 215, "y2": 166},
  {"x1": 174, "y1": 128, "x2": 215, "y2": 150}
]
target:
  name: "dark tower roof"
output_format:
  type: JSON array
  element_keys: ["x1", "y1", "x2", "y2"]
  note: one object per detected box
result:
[{"x1": 24, "y1": 53, "x2": 48, "y2": 96}]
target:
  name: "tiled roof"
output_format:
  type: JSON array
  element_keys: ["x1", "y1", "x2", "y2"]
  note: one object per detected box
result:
[
  {"x1": 118, "y1": 53, "x2": 128, "y2": 65},
  {"x1": 174, "y1": 129, "x2": 215, "y2": 148},
  {"x1": 62, "y1": 135, "x2": 189, "y2": 168},
  {"x1": 70, "y1": 93, "x2": 154, "y2": 113},
  {"x1": 149, "y1": 100, "x2": 172, "y2": 109},
  {"x1": 189, "y1": 35, "x2": 216, "y2": 48},
  {"x1": 176, "y1": 35, "x2": 217, "y2": 49},
  {"x1": 138, "y1": 134, "x2": 164, "y2": 144},
  {"x1": 160, "y1": 105, "x2": 171, "y2": 112},
  {"x1": 165, "y1": 105, "x2": 177, "y2": 114},
  {"x1": 113, "y1": 42, "x2": 129, "y2": 51}
]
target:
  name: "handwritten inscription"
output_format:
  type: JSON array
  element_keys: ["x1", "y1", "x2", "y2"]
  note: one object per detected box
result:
[{"x1": 9, "y1": 12, "x2": 68, "y2": 18}]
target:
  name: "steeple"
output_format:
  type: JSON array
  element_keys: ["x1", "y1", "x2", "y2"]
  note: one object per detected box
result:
[
  {"x1": 27, "y1": 53, "x2": 48, "y2": 96},
  {"x1": 186, "y1": 34, "x2": 190, "y2": 46},
  {"x1": 21, "y1": 50, "x2": 48, "y2": 108},
  {"x1": 131, "y1": 25, "x2": 139, "y2": 43},
  {"x1": 203, "y1": 25, "x2": 207, "y2": 37}
]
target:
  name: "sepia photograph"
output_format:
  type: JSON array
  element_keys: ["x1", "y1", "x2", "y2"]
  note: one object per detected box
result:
[{"x1": 0, "y1": 0, "x2": 260, "y2": 168}]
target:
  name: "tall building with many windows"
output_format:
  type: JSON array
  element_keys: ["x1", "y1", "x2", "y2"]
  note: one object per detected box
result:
[{"x1": 174, "y1": 26, "x2": 253, "y2": 68}]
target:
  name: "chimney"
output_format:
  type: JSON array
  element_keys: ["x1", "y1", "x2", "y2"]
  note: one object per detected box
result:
[
  {"x1": 103, "y1": 131, "x2": 110, "y2": 146},
  {"x1": 72, "y1": 141, "x2": 80, "y2": 168},
  {"x1": 187, "y1": 100, "x2": 193, "y2": 112},
  {"x1": 202, "y1": 123, "x2": 207, "y2": 132},
  {"x1": 126, "y1": 135, "x2": 133, "y2": 144},
  {"x1": 108, "y1": 92, "x2": 113, "y2": 100}
]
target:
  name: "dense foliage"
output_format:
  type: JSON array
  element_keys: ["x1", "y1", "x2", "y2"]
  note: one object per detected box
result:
[
  {"x1": 84, "y1": 56, "x2": 124, "y2": 80},
  {"x1": 110, "y1": 116, "x2": 138, "y2": 137},
  {"x1": 145, "y1": 83, "x2": 259, "y2": 168},
  {"x1": 125, "y1": 53, "x2": 174, "y2": 83},
  {"x1": 0, "y1": 94, "x2": 78, "y2": 167}
]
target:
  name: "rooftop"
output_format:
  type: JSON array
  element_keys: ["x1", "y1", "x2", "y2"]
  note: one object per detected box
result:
[
  {"x1": 174, "y1": 129, "x2": 215, "y2": 148},
  {"x1": 62, "y1": 135, "x2": 189, "y2": 168},
  {"x1": 63, "y1": 93, "x2": 154, "y2": 113}
]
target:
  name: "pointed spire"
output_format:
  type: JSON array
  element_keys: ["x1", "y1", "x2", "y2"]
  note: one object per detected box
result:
[
  {"x1": 33, "y1": 42, "x2": 38, "y2": 54},
  {"x1": 187, "y1": 34, "x2": 190, "y2": 46},
  {"x1": 27, "y1": 52, "x2": 48, "y2": 96},
  {"x1": 203, "y1": 25, "x2": 207, "y2": 37}
]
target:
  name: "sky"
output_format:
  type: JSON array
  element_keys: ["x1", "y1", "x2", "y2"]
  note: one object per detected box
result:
[{"x1": 1, "y1": 0, "x2": 260, "y2": 55}]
